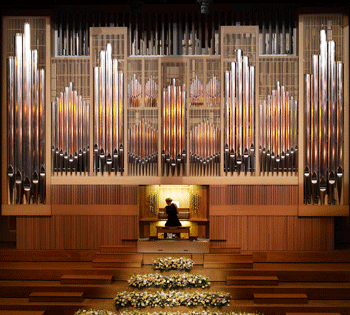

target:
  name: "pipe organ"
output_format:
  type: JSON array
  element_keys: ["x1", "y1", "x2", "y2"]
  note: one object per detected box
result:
[
  {"x1": 2, "y1": 11, "x2": 348, "y2": 217},
  {"x1": 7, "y1": 23, "x2": 46, "y2": 205},
  {"x1": 304, "y1": 30, "x2": 344, "y2": 205}
]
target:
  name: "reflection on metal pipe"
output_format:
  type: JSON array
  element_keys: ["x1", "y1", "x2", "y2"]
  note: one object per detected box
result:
[
  {"x1": 224, "y1": 49, "x2": 255, "y2": 175},
  {"x1": 51, "y1": 83, "x2": 89, "y2": 175},
  {"x1": 304, "y1": 30, "x2": 344, "y2": 205},
  {"x1": 94, "y1": 43, "x2": 124, "y2": 175},
  {"x1": 162, "y1": 79, "x2": 186, "y2": 176},
  {"x1": 7, "y1": 23, "x2": 46, "y2": 204},
  {"x1": 259, "y1": 82, "x2": 298, "y2": 175}
]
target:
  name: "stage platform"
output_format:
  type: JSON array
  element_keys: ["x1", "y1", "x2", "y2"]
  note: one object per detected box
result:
[
  {"x1": 1, "y1": 248, "x2": 350, "y2": 315},
  {"x1": 136, "y1": 238, "x2": 210, "y2": 253}
]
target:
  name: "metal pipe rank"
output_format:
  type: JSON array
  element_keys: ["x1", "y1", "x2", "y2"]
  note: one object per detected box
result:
[
  {"x1": 93, "y1": 43, "x2": 124, "y2": 175},
  {"x1": 304, "y1": 30, "x2": 344, "y2": 205},
  {"x1": 127, "y1": 74, "x2": 142, "y2": 107},
  {"x1": 190, "y1": 120, "x2": 220, "y2": 176},
  {"x1": 161, "y1": 79, "x2": 186, "y2": 176},
  {"x1": 259, "y1": 82, "x2": 298, "y2": 176},
  {"x1": 51, "y1": 83, "x2": 89, "y2": 175},
  {"x1": 206, "y1": 75, "x2": 220, "y2": 107},
  {"x1": 128, "y1": 119, "x2": 158, "y2": 176},
  {"x1": 224, "y1": 50, "x2": 255, "y2": 175},
  {"x1": 7, "y1": 23, "x2": 46, "y2": 204},
  {"x1": 144, "y1": 76, "x2": 158, "y2": 107}
]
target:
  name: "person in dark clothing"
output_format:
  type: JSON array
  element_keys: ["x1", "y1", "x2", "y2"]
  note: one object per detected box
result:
[{"x1": 164, "y1": 197, "x2": 181, "y2": 238}]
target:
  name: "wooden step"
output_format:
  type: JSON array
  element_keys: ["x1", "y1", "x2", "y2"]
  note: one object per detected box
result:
[
  {"x1": 0, "y1": 311, "x2": 46, "y2": 315},
  {"x1": 92, "y1": 261, "x2": 142, "y2": 268},
  {"x1": 227, "y1": 275, "x2": 278, "y2": 286},
  {"x1": 204, "y1": 261, "x2": 253, "y2": 268},
  {"x1": 254, "y1": 293, "x2": 308, "y2": 304},
  {"x1": 204, "y1": 253, "x2": 253, "y2": 268},
  {"x1": 204, "y1": 253, "x2": 253, "y2": 263},
  {"x1": 29, "y1": 291, "x2": 84, "y2": 302},
  {"x1": 99, "y1": 245, "x2": 137, "y2": 253},
  {"x1": 226, "y1": 269, "x2": 350, "y2": 282},
  {"x1": 60, "y1": 274, "x2": 114, "y2": 284},
  {"x1": 286, "y1": 313, "x2": 341, "y2": 315},
  {"x1": 92, "y1": 253, "x2": 143, "y2": 268},
  {"x1": 209, "y1": 247, "x2": 241, "y2": 254}
]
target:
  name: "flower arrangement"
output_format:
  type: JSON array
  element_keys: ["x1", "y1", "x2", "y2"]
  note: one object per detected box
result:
[
  {"x1": 152, "y1": 256, "x2": 194, "y2": 272},
  {"x1": 128, "y1": 273, "x2": 210, "y2": 289},
  {"x1": 75, "y1": 309, "x2": 262, "y2": 315},
  {"x1": 113, "y1": 290, "x2": 230, "y2": 310}
]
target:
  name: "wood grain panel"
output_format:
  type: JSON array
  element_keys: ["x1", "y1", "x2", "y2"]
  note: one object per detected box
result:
[
  {"x1": 51, "y1": 185, "x2": 138, "y2": 205},
  {"x1": 209, "y1": 215, "x2": 334, "y2": 251},
  {"x1": 209, "y1": 185, "x2": 299, "y2": 205},
  {"x1": 16, "y1": 215, "x2": 138, "y2": 250}
]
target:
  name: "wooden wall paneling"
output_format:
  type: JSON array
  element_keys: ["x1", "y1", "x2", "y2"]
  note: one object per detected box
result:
[
  {"x1": 50, "y1": 185, "x2": 138, "y2": 205},
  {"x1": 16, "y1": 214, "x2": 138, "y2": 250},
  {"x1": 209, "y1": 215, "x2": 334, "y2": 251},
  {"x1": 209, "y1": 185, "x2": 299, "y2": 207}
]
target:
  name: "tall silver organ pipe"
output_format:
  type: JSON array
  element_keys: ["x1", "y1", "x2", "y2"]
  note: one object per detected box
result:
[
  {"x1": 51, "y1": 83, "x2": 90, "y2": 175},
  {"x1": 7, "y1": 23, "x2": 46, "y2": 204},
  {"x1": 304, "y1": 30, "x2": 344, "y2": 205},
  {"x1": 224, "y1": 49, "x2": 255, "y2": 175},
  {"x1": 259, "y1": 82, "x2": 298, "y2": 175},
  {"x1": 93, "y1": 43, "x2": 124, "y2": 175},
  {"x1": 161, "y1": 79, "x2": 186, "y2": 176}
]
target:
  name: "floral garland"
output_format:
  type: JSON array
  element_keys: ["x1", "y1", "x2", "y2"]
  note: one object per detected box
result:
[
  {"x1": 128, "y1": 273, "x2": 210, "y2": 289},
  {"x1": 113, "y1": 290, "x2": 230, "y2": 310},
  {"x1": 152, "y1": 256, "x2": 194, "y2": 272},
  {"x1": 75, "y1": 310, "x2": 262, "y2": 315}
]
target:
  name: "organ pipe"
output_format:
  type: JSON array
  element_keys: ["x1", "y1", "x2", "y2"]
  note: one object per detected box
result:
[
  {"x1": 51, "y1": 83, "x2": 90, "y2": 175},
  {"x1": 190, "y1": 120, "x2": 220, "y2": 176},
  {"x1": 7, "y1": 23, "x2": 46, "y2": 204},
  {"x1": 128, "y1": 119, "x2": 158, "y2": 176},
  {"x1": 93, "y1": 43, "x2": 124, "y2": 175},
  {"x1": 259, "y1": 82, "x2": 298, "y2": 175},
  {"x1": 304, "y1": 30, "x2": 344, "y2": 205},
  {"x1": 224, "y1": 49, "x2": 255, "y2": 175},
  {"x1": 162, "y1": 79, "x2": 186, "y2": 176}
]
